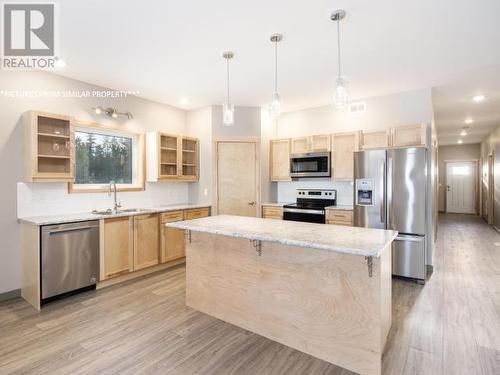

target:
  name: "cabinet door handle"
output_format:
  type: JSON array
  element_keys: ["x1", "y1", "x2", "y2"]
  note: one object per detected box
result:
[{"x1": 248, "y1": 202, "x2": 255, "y2": 206}]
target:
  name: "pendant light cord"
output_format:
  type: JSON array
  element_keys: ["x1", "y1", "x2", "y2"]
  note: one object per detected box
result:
[
  {"x1": 274, "y1": 40, "x2": 278, "y2": 92},
  {"x1": 337, "y1": 17, "x2": 341, "y2": 79},
  {"x1": 226, "y1": 57, "x2": 230, "y2": 105}
]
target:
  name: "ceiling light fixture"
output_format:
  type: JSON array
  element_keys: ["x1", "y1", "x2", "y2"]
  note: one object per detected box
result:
[
  {"x1": 460, "y1": 127, "x2": 469, "y2": 136},
  {"x1": 179, "y1": 98, "x2": 189, "y2": 106},
  {"x1": 270, "y1": 33, "x2": 283, "y2": 118},
  {"x1": 457, "y1": 139, "x2": 463, "y2": 144},
  {"x1": 331, "y1": 9, "x2": 348, "y2": 108},
  {"x1": 464, "y1": 118, "x2": 474, "y2": 124},
  {"x1": 222, "y1": 51, "x2": 235, "y2": 126},
  {"x1": 92, "y1": 106, "x2": 133, "y2": 120},
  {"x1": 472, "y1": 94, "x2": 485, "y2": 103}
]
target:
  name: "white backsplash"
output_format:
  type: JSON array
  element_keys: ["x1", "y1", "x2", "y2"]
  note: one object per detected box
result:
[
  {"x1": 277, "y1": 179, "x2": 353, "y2": 205},
  {"x1": 17, "y1": 182, "x2": 189, "y2": 218}
]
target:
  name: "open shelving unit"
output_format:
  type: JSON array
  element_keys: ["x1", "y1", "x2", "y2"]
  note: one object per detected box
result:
[
  {"x1": 146, "y1": 132, "x2": 199, "y2": 182},
  {"x1": 24, "y1": 111, "x2": 75, "y2": 182}
]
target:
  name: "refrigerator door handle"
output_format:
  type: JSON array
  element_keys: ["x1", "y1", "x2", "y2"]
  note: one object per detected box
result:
[
  {"x1": 387, "y1": 155, "x2": 393, "y2": 229},
  {"x1": 380, "y1": 159, "x2": 386, "y2": 224}
]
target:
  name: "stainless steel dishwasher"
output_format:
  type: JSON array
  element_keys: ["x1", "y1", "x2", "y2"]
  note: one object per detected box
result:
[{"x1": 41, "y1": 221, "x2": 99, "y2": 303}]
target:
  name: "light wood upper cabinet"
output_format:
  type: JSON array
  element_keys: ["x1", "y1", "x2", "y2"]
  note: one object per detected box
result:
[
  {"x1": 332, "y1": 132, "x2": 359, "y2": 180},
  {"x1": 311, "y1": 134, "x2": 331, "y2": 152},
  {"x1": 391, "y1": 124, "x2": 427, "y2": 147},
  {"x1": 291, "y1": 135, "x2": 331, "y2": 153},
  {"x1": 359, "y1": 130, "x2": 390, "y2": 150},
  {"x1": 160, "y1": 211, "x2": 185, "y2": 263},
  {"x1": 291, "y1": 137, "x2": 309, "y2": 154},
  {"x1": 23, "y1": 111, "x2": 75, "y2": 182},
  {"x1": 146, "y1": 132, "x2": 199, "y2": 182},
  {"x1": 133, "y1": 213, "x2": 160, "y2": 271},
  {"x1": 270, "y1": 139, "x2": 291, "y2": 181},
  {"x1": 101, "y1": 216, "x2": 133, "y2": 280}
]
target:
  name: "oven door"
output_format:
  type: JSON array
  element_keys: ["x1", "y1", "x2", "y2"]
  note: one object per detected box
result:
[
  {"x1": 283, "y1": 208, "x2": 325, "y2": 223},
  {"x1": 290, "y1": 152, "x2": 331, "y2": 178}
]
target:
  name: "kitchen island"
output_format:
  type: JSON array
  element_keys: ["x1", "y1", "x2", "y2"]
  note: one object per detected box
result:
[{"x1": 168, "y1": 215, "x2": 397, "y2": 375}]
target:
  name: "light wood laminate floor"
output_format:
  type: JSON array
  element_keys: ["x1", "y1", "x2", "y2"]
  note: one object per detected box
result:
[{"x1": 1, "y1": 214, "x2": 500, "y2": 374}]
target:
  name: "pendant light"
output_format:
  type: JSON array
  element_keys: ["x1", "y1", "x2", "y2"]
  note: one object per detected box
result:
[
  {"x1": 331, "y1": 9, "x2": 348, "y2": 108},
  {"x1": 222, "y1": 51, "x2": 235, "y2": 126},
  {"x1": 270, "y1": 33, "x2": 283, "y2": 118}
]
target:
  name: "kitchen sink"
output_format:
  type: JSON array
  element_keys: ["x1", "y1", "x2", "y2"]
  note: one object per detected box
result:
[{"x1": 91, "y1": 208, "x2": 153, "y2": 215}]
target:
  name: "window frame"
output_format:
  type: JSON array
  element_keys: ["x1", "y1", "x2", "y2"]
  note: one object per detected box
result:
[{"x1": 68, "y1": 121, "x2": 145, "y2": 193}]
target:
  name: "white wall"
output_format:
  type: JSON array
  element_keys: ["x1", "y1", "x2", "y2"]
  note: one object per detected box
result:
[
  {"x1": 0, "y1": 70, "x2": 190, "y2": 294},
  {"x1": 186, "y1": 107, "x2": 212, "y2": 205}
]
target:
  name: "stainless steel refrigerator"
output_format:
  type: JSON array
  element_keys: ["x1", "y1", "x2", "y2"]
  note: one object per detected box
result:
[{"x1": 353, "y1": 147, "x2": 427, "y2": 282}]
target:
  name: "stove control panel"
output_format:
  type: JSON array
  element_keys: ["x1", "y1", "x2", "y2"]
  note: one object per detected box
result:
[{"x1": 296, "y1": 189, "x2": 336, "y2": 199}]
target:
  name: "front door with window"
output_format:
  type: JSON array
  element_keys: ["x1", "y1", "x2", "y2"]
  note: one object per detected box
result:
[{"x1": 446, "y1": 161, "x2": 477, "y2": 214}]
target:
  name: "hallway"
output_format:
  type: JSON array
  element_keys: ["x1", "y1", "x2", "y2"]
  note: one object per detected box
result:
[
  {"x1": 0, "y1": 214, "x2": 499, "y2": 374},
  {"x1": 383, "y1": 214, "x2": 500, "y2": 374}
]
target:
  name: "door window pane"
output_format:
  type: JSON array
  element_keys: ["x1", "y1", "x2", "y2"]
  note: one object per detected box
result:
[
  {"x1": 452, "y1": 166, "x2": 470, "y2": 176},
  {"x1": 75, "y1": 131, "x2": 133, "y2": 184}
]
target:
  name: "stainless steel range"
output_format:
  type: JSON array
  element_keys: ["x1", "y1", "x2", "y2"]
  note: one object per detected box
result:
[{"x1": 283, "y1": 189, "x2": 336, "y2": 223}]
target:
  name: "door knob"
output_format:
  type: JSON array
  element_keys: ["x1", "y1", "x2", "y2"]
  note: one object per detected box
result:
[{"x1": 248, "y1": 202, "x2": 255, "y2": 206}]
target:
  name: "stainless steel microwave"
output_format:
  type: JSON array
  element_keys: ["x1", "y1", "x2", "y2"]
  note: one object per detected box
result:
[{"x1": 290, "y1": 152, "x2": 331, "y2": 178}]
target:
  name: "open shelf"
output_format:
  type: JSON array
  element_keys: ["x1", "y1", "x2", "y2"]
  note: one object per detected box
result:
[
  {"x1": 37, "y1": 132, "x2": 71, "y2": 139},
  {"x1": 38, "y1": 154, "x2": 71, "y2": 159}
]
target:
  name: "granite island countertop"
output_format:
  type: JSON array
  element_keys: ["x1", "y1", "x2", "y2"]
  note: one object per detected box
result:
[
  {"x1": 168, "y1": 214, "x2": 397, "y2": 258},
  {"x1": 18, "y1": 204, "x2": 211, "y2": 226}
]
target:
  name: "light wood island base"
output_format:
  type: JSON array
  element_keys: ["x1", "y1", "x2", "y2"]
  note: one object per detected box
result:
[{"x1": 185, "y1": 231, "x2": 392, "y2": 375}]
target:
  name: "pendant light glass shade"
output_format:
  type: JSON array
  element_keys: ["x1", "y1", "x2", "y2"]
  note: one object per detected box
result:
[
  {"x1": 334, "y1": 77, "x2": 348, "y2": 108},
  {"x1": 270, "y1": 91, "x2": 281, "y2": 118},
  {"x1": 222, "y1": 103, "x2": 234, "y2": 126}
]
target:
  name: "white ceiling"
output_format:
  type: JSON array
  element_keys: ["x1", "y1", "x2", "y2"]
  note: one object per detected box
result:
[{"x1": 55, "y1": 0, "x2": 500, "y2": 143}]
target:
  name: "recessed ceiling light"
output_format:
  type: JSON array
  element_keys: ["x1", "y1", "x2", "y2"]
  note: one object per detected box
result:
[
  {"x1": 179, "y1": 98, "x2": 189, "y2": 106},
  {"x1": 457, "y1": 139, "x2": 463, "y2": 144},
  {"x1": 464, "y1": 118, "x2": 474, "y2": 124},
  {"x1": 460, "y1": 129, "x2": 468, "y2": 136},
  {"x1": 472, "y1": 95, "x2": 485, "y2": 103}
]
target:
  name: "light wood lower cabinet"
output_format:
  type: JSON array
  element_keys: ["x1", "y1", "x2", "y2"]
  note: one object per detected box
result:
[
  {"x1": 185, "y1": 207, "x2": 210, "y2": 220},
  {"x1": 133, "y1": 214, "x2": 160, "y2": 270},
  {"x1": 101, "y1": 216, "x2": 134, "y2": 280},
  {"x1": 161, "y1": 211, "x2": 186, "y2": 263},
  {"x1": 101, "y1": 207, "x2": 211, "y2": 281},
  {"x1": 262, "y1": 205, "x2": 283, "y2": 219},
  {"x1": 326, "y1": 209, "x2": 353, "y2": 226}
]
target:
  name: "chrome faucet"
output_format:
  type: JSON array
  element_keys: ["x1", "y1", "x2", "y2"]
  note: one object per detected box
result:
[{"x1": 108, "y1": 181, "x2": 121, "y2": 212}]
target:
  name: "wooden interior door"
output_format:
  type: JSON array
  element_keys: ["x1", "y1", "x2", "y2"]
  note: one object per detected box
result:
[
  {"x1": 216, "y1": 141, "x2": 258, "y2": 217},
  {"x1": 446, "y1": 161, "x2": 477, "y2": 214}
]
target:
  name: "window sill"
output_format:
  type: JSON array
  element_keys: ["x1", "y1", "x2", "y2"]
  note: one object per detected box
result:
[{"x1": 68, "y1": 183, "x2": 145, "y2": 194}]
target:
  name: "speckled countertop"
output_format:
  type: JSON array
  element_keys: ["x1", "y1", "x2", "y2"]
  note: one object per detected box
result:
[
  {"x1": 168, "y1": 215, "x2": 397, "y2": 257},
  {"x1": 261, "y1": 202, "x2": 291, "y2": 207},
  {"x1": 18, "y1": 204, "x2": 211, "y2": 226}
]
